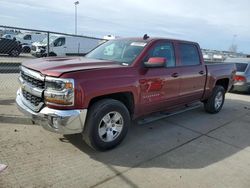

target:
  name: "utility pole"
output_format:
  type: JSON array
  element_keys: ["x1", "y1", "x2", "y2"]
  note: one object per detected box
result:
[
  {"x1": 74, "y1": 1, "x2": 79, "y2": 35},
  {"x1": 229, "y1": 34, "x2": 237, "y2": 53}
]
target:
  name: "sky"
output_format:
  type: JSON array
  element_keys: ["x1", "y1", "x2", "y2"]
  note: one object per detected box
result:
[{"x1": 0, "y1": 0, "x2": 249, "y2": 53}]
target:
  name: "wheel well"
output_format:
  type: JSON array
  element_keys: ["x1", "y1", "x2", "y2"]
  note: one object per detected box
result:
[
  {"x1": 216, "y1": 78, "x2": 229, "y2": 91},
  {"x1": 89, "y1": 92, "x2": 134, "y2": 116},
  {"x1": 23, "y1": 46, "x2": 30, "y2": 50}
]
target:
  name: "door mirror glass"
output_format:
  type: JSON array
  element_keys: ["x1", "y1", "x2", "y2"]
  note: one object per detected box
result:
[{"x1": 144, "y1": 57, "x2": 166, "y2": 68}]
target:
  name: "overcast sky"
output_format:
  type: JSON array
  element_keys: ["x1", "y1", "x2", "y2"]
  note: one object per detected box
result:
[{"x1": 0, "y1": 0, "x2": 249, "y2": 53}]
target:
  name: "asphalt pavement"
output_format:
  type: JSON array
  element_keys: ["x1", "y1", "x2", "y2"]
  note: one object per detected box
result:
[{"x1": 0, "y1": 93, "x2": 250, "y2": 188}]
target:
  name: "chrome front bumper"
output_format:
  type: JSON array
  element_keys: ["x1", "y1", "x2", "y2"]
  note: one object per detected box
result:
[{"x1": 16, "y1": 89, "x2": 87, "y2": 135}]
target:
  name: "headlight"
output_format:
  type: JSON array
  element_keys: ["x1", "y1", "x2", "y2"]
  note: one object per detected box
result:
[{"x1": 44, "y1": 77, "x2": 74, "y2": 106}]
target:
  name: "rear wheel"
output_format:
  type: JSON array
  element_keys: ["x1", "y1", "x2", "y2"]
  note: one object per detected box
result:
[
  {"x1": 83, "y1": 99, "x2": 130, "y2": 151},
  {"x1": 48, "y1": 52, "x2": 57, "y2": 56},
  {"x1": 22, "y1": 46, "x2": 31, "y2": 53},
  {"x1": 204, "y1": 85, "x2": 225, "y2": 114},
  {"x1": 9, "y1": 49, "x2": 20, "y2": 57},
  {"x1": 247, "y1": 87, "x2": 250, "y2": 94}
]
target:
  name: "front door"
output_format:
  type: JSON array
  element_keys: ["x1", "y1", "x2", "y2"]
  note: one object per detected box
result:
[{"x1": 139, "y1": 41, "x2": 181, "y2": 115}]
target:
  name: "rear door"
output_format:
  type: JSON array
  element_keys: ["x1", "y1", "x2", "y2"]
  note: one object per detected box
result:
[
  {"x1": 177, "y1": 42, "x2": 206, "y2": 102},
  {"x1": 139, "y1": 40, "x2": 181, "y2": 114}
]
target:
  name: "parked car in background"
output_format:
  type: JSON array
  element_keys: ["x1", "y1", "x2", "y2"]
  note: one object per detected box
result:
[
  {"x1": 103, "y1": 35, "x2": 118, "y2": 40},
  {"x1": 225, "y1": 58, "x2": 250, "y2": 93},
  {"x1": 31, "y1": 35, "x2": 104, "y2": 57},
  {"x1": 0, "y1": 38, "x2": 22, "y2": 57},
  {"x1": 16, "y1": 33, "x2": 47, "y2": 53},
  {"x1": 17, "y1": 36, "x2": 236, "y2": 151},
  {"x1": 2, "y1": 34, "x2": 16, "y2": 40}
]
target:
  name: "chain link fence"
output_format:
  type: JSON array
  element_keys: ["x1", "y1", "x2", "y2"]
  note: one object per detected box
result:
[
  {"x1": 1, "y1": 25, "x2": 248, "y2": 102},
  {"x1": 0, "y1": 25, "x2": 105, "y2": 101}
]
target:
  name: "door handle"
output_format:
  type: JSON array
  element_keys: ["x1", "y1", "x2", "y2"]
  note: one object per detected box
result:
[
  {"x1": 171, "y1": 73, "x2": 179, "y2": 78},
  {"x1": 199, "y1": 71, "x2": 204, "y2": 75}
]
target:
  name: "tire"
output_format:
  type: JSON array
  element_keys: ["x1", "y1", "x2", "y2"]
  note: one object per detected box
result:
[
  {"x1": 247, "y1": 87, "x2": 250, "y2": 94},
  {"x1": 9, "y1": 49, "x2": 20, "y2": 57},
  {"x1": 48, "y1": 52, "x2": 57, "y2": 56},
  {"x1": 204, "y1": 85, "x2": 225, "y2": 114},
  {"x1": 83, "y1": 99, "x2": 130, "y2": 151},
  {"x1": 22, "y1": 46, "x2": 31, "y2": 53}
]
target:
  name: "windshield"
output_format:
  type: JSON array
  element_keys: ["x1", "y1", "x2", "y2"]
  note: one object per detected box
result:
[
  {"x1": 86, "y1": 39, "x2": 147, "y2": 65},
  {"x1": 15, "y1": 34, "x2": 24, "y2": 40},
  {"x1": 40, "y1": 35, "x2": 58, "y2": 45}
]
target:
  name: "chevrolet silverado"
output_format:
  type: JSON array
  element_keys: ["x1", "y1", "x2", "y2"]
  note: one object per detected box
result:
[{"x1": 16, "y1": 36, "x2": 236, "y2": 150}]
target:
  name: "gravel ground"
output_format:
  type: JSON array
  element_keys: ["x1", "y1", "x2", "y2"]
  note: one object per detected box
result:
[{"x1": 0, "y1": 73, "x2": 19, "y2": 100}]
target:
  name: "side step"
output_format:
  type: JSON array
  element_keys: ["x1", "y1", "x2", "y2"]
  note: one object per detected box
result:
[{"x1": 137, "y1": 103, "x2": 201, "y2": 125}]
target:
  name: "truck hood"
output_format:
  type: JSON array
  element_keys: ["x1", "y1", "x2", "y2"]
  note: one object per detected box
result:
[{"x1": 22, "y1": 57, "x2": 124, "y2": 77}]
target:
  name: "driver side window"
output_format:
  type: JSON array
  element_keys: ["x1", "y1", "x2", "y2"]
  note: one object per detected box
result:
[{"x1": 146, "y1": 42, "x2": 176, "y2": 67}]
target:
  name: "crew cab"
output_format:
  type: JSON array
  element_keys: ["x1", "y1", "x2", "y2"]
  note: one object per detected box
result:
[{"x1": 16, "y1": 36, "x2": 236, "y2": 151}]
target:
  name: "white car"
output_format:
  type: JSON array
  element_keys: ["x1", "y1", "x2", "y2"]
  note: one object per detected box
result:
[
  {"x1": 16, "y1": 33, "x2": 47, "y2": 53},
  {"x1": 2, "y1": 34, "x2": 16, "y2": 40},
  {"x1": 31, "y1": 35, "x2": 104, "y2": 57}
]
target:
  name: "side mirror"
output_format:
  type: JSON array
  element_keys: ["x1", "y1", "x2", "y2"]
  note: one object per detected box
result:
[{"x1": 144, "y1": 57, "x2": 166, "y2": 68}]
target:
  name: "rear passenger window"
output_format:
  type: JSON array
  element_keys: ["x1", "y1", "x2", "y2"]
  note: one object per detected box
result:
[
  {"x1": 146, "y1": 42, "x2": 176, "y2": 67},
  {"x1": 179, "y1": 43, "x2": 200, "y2": 66}
]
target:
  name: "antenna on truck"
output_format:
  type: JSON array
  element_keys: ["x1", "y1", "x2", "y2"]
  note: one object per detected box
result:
[{"x1": 143, "y1": 34, "x2": 149, "y2": 40}]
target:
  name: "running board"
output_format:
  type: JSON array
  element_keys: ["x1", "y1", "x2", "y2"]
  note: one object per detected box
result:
[{"x1": 137, "y1": 103, "x2": 201, "y2": 125}]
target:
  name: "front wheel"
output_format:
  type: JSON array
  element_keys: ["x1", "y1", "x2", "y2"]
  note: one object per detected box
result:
[
  {"x1": 83, "y1": 99, "x2": 130, "y2": 151},
  {"x1": 204, "y1": 85, "x2": 225, "y2": 114},
  {"x1": 22, "y1": 46, "x2": 31, "y2": 53}
]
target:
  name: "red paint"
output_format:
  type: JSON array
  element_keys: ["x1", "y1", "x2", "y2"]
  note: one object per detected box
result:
[{"x1": 147, "y1": 80, "x2": 163, "y2": 92}]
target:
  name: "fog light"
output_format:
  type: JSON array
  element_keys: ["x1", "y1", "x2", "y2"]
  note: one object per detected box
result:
[{"x1": 52, "y1": 117, "x2": 59, "y2": 129}]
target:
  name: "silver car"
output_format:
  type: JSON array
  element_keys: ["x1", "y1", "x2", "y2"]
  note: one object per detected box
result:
[{"x1": 225, "y1": 58, "x2": 250, "y2": 93}]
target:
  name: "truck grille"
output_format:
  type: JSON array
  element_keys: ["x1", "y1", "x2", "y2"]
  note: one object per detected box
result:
[
  {"x1": 21, "y1": 71, "x2": 45, "y2": 89},
  {"x1": 19, "y1": 66, "x2": 45, "y2": 112},
  {"x1": 22, "y1": 90, "x2": 43, "y2": 106}
]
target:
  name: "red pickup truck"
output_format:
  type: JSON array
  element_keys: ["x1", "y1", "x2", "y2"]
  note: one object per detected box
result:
[{"x1": 16, "y1": 36, "x2": 236, "y2": 150}]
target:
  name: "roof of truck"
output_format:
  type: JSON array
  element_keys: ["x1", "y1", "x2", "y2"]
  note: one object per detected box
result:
[{"x1": 114, "y1": 36, "x2": 198, "y2": 44}]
